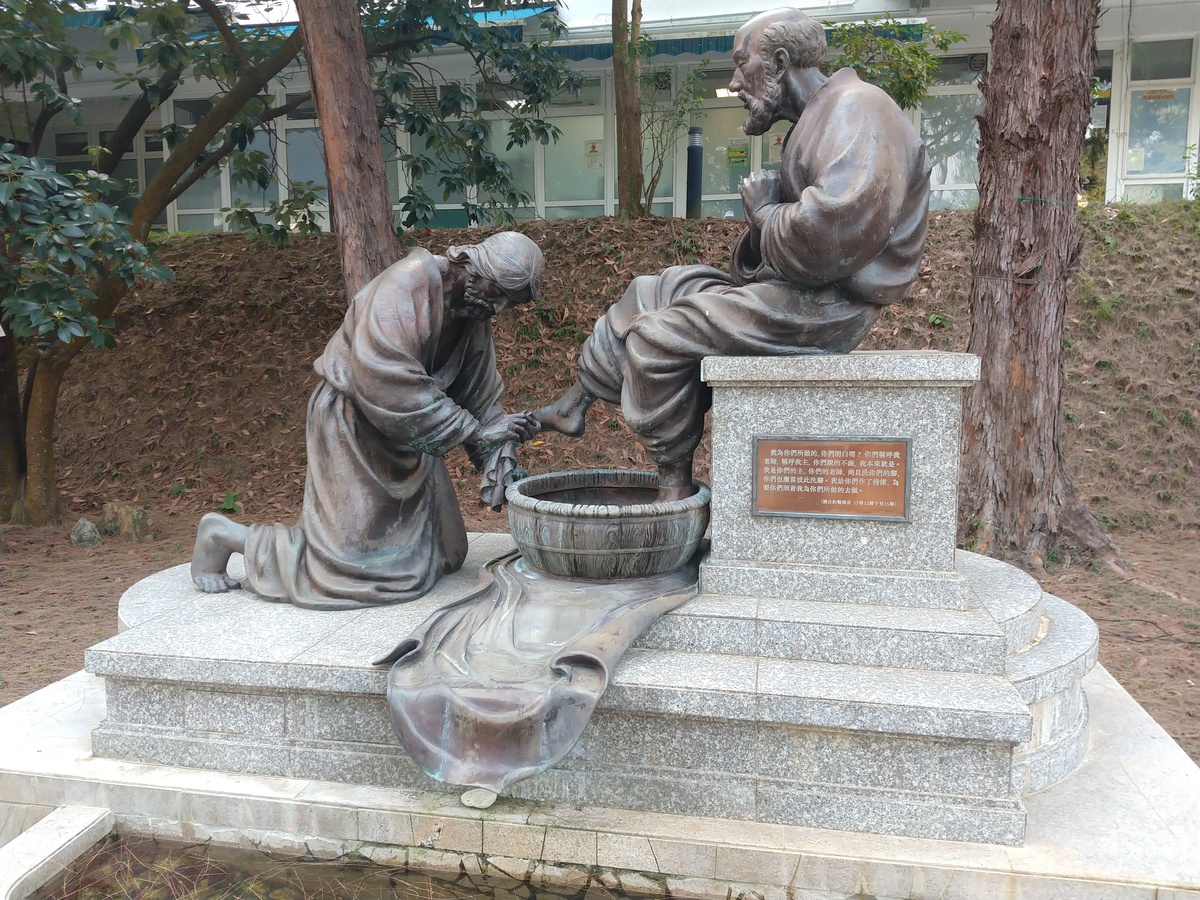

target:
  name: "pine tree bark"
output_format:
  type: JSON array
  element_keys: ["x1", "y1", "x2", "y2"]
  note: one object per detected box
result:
[
  {"x1": 295, "y1": 0, "x2": 398, "y2": 299},
  {"x1": 612, "y1": 0, "x2": 646, "y2": 218},
  {"x1": 961, "y1": 0, "x2": 1120, "y2": 567}
]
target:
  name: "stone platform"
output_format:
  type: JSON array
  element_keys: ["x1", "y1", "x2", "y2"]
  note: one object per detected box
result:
[
  {"x1": 3, "y1": 665, "x2": 1197, "y2": 899},
  {"x1": 85, "y1": 534, "x2": 1097, "y2": 846}
]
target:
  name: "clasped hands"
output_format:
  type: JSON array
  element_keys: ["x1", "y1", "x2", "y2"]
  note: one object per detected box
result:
[{"x1": 740, "y1": 169, "x2": 782, "y2": 226}]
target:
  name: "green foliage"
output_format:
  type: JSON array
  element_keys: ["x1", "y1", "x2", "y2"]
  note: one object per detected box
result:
[
  {"x1": 0, "y1": 0, "x2": 111, "y2": 149},
  {"x1": 823, "y1": 15, "x2": 967, "y2": 110},
  {"x1": 367, "y1": 0, "x2": 582, "y2": 228},
  {"x1": 0, "y1": 145, "x2": 169, "y2": 349},
  {"x1": 639, "y1": 49, "x2": 707, "y2": 210},
  {"x1": 928, "y1": 310, "x2": 952, "y2": 328},
  {"x1": 224, "y1": 181, "x2": 325, "y2": 244},
  {"x1": 219, "y1": 491, "x2": 240, "y2": 512}
]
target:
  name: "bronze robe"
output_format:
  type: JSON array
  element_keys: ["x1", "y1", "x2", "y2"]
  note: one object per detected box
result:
[
  {"x1": 243, "y1": 249, "x2": 505, "y2": 609},
  {"x1": 577, "y1": 68, "x2": 931, "y2": 465}
]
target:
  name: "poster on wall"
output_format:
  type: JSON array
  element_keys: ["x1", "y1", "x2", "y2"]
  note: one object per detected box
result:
[
  {"x1": 585, "y1": 140, "x2": 603, "y2": 169},
  {"x1": 768, "y1": 134, "x2": 784, "y2": 163},
  {"x1": 727, "y1": 139, "x2": 748, "y2": 167}
]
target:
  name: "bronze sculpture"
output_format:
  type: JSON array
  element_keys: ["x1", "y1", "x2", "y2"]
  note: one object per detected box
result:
[
  {"x1": 536, "y1": 7, "x2": 931, "y2": 501},
  {"x1": 190, "y1": 232, "x2": 543, "y2": 608}
]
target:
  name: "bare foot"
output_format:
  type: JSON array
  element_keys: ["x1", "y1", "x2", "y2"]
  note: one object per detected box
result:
[
  {"x1": 193, "y1": 571, "x2": 242, "y2": 593},
  {"x1": 191, "y1": 512, "x2": 249, "y2": 593},
  {"x1": 533, "y1": 381, "x2": 595, "y2": 437}
]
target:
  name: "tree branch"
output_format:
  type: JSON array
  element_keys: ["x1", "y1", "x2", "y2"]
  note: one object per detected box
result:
[
  {"x1": 162, "y1": 91, "x2": 311, "y2": 207},
  {"x1": 193, "y1": 0, "x2": 253, "y2": 71},
  {"x1": 131, "y1": 27, "x2": 304, "y2": 239},
  {"x1": 98, "y1": 66, "x2": 183, "y2": 177},
  {"x1": 27, "y1": 81, "x2": 67, "y2": 158}
]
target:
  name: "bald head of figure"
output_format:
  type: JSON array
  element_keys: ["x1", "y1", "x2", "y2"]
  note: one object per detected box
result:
[{"x1": 730, "y1": 9, "x2": 827, "y2": 134}]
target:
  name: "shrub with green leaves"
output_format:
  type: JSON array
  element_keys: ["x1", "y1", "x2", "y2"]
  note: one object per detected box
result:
[
  {"x1": 0, "y1": 145, "x2": 169, "y2": 349},
  {"x1": 824, "y1": 15, "x2": 968, "y2": 111}
]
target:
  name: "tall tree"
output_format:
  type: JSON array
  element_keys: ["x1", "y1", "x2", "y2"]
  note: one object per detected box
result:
[
  {"x1": 960, "y1": 0, "x2": 1119, "y2": 567},
  {"x1": 294, "y1": 0, "x2": 397, "y2": 298},
  {"x1": 611, "y1": 0, "x2": 645, "y2": 219},
  {"x1": 0, "y1": 0, "x2": 576, "y2": 523}
]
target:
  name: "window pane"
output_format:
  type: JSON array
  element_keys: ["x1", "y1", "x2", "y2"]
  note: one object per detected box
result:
[
  {"x1": 110, "y1": 158, "x2": 140, "y2": 217},
  {"x1": 99, "y1": 130, "x2": 133, "y2": 155},
  {"x1": 1127, "y1": 87, "x2": 1191, "y2": 174},
  {"x1": 430, "y1": 207, "x2": 470, "y2": 228},
  {"x1": 1131, "y1": 39, "x2": 1193, "y2": 81},
  {"x1": 484, "y1": 206, "x2": 536, "y2": 224},
  {"x1": 550, "y1": 77, "x2": 602, "y2": 108},
  {"x1": 932, "y1": 54, "x2": 987, "y2": 86},
  {"x1": 650, "y1": 200, "x2": 673, "y2": 216},
  {"x1": 1123, "y1": 182, "x2": 1185, "y2": 203},
  {"x1": 921, "y1": 92, "x2": 982, "y2": 186},
  {"x1": 698, "y1": 68, "x2": 736, "y2": 100},
  {"x1": 543, "y1": 204, "x2": 603, "y2": 220},
  {"x1": 410, "y1": 131, "x2": 466, "y2": 205},
  {"x1": 177, "y1": 212, "x2": 223, "y2": 232},
  {"x1": 231, "y1": 130, "x2": 277, "y2": 208},
  {"x1": 174, "y1": 98, "x2": 212, "y2": 127},
  {"x1": 484, "y1": 126, "x2": 535, "y2": 203},
  {"x1": 1092, "y1": 49, "x2": 1114, "y2": 130},
  {"x1": 286, "y1": 92, "x2": 317, "y2": 121},
  {"x1": 696, "y1": 106, "x2": 751, "y2": 195},
  {"x1": 175, "y1": 165, "x2": 222, "y2": 210},
  {"x1": 286, "y1": 126, "x2": 327, "y2": 190},
  {"x1": 702, "y1": 198, "x2": 743, "y2": 219},
  {"x1": 55, "y1": 132, "x2": 89, "y2": 156},
  {"x1": 545, "y1": 115, "x2": 605, "y2": 201},
  {"x1": 477, "y1": 82, "x2": 524, "y2": 113}
]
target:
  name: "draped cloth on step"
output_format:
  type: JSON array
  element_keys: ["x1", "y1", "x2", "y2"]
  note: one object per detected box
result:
[{"x1": 376, "y1": 552, "x2": 699, "y2": 792}]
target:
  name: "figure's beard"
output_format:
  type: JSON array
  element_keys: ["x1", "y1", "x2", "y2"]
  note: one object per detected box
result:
[
  {"x1": 740, "y1": 75, "x2": 784, "y2": 136},
  {"x1": 462, "y1": 275, "x2": 494, "y2": 321}
]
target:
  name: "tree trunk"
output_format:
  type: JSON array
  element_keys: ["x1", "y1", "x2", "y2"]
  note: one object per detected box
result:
[
  {"x1": 10, "y1": 279, "x2": 130, "y2": 524},
  {"x1": 295, "y1": 0, "x2": 398, "y2": 299},
  {"x1": 612, "y1": 0, "x2": 645, "y2": 219},
  {"x1": 0, "y1": 329, "x2": 25, "y2": 518},
  {"x1": 18, "y1": 353, "x2": 67, "y2": 524},
  {"x1": 960, "y1": 0, "x2": 1120, "y2": 567}
]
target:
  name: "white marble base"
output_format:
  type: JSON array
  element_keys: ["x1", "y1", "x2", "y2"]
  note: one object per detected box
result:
[
  {"x1": 0, "y1": 805, "x2": 112, "y2": 900},
  {"x1": 1, "y1": 666, "x2": 1197, "y2": 899}
]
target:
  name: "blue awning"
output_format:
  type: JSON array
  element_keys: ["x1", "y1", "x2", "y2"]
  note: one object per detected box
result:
[
  {"x1": 555, "y1": 22, "x2": 923, "y2": 63},
  {"x1": 471, "y1": 4, "x2": 555, "y2": 24},
  {"x1": 556, "y1": 34, "x2": 734, "y2": 62},
  {"x1": 64, "y1": 9, "x2": 113, "y2": 28}
]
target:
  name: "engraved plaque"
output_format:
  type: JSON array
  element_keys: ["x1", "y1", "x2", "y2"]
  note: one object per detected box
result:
[{"x1": 753, "y1": 436, "x2": 910, "y2": 521}]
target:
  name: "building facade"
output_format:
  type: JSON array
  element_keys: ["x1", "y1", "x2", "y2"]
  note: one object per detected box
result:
[{"x1": 42, "y1": 0, "x2": 1200, "y2": 232}]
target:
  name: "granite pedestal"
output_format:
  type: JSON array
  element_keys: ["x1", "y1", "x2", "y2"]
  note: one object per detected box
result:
[{"x1": 84, "y1": 353, "x2": 1100, "y2": 848}]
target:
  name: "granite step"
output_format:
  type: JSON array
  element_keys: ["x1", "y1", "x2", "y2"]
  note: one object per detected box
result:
[
  {"x1": 956, "y1": 551, "x2": 1046, "y2": 655},
  {"x1": 1008, "y1": 593, "x2": 1100, "y2": 795},
  {"x1": 636, "y1": 594, "x2": 1010, "y2": 674},
  {"x1": 636, "y1": 550, "x2": 1045, "y2": 675},
  {"x1": 606, "y1": 648, "x2": 1032, "y2": 744}
]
